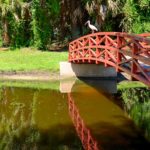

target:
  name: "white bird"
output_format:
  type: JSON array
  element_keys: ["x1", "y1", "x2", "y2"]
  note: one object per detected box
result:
[{"x1": 85, "y1": 20, "x2": 98, "y2": 33}]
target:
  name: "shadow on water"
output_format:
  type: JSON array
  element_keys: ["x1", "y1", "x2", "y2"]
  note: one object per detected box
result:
[
  {"x1": 89, "y1": 118, "x2": 150, "y2": 150},
  {"x1": 72, "y1": 77, "x2": 117, "y2": 94},
  {"x1": 70, "y1": 77, "x2": 121, "y2": 107}
]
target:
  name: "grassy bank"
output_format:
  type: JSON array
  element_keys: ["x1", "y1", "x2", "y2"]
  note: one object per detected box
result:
[
  {"x1": 117, "y1": 81, "x2": 147, "y2": 90},
  {"x1": 0, "y1": 48, "x2": 68, "y2": 72}
]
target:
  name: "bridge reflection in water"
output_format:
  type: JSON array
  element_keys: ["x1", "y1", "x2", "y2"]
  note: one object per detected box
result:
[{"x1": 0, "y1": 79, "x2": 149, "y2": 150}]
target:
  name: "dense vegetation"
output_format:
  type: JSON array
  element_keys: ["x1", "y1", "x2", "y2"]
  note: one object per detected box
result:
[
  {"x1": 0, "y1": 0, "x2": 149, "y2": 49},
  {"x1": 119, "y1": 87, "x2": 150, "y2": 140}
]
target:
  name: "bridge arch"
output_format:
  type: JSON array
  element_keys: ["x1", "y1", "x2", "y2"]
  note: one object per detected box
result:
[{"x1": 69, "y1": 32, "x2": 150, "y2": 86}]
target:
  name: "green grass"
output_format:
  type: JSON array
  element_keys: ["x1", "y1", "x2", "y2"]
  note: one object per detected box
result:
[
  {"x1": 117, "y1": 81, "x2": 147, "y2": 90},
  {"x1": 0, "y1": 48, "x2": 68, "y2": 72}
]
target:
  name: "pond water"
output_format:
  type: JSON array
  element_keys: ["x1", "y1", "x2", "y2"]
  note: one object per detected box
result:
[{"x1": 0, "y1": 79, "x2": 150, "y2": 150}]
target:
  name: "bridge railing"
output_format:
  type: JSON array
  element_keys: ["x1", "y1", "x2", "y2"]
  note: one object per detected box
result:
[
  {"x1": 138, "y1": 33, "x2": 150, "y2": 38},
  {"x1": 69, "y1": 32, "x2": 150, "y2": 86}
]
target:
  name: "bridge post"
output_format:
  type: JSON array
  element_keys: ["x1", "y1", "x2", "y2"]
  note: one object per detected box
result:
[
  {"x1": 105, "y1": 36, "x2": 109, "y2": 67},
  {"x1": 116, "y1": 36, "x2": 122, "y2": 72},
  {"x1": 88, "y1": 36, "x2": 92, "y2": 63},
  {"x1": 131, "y1": 41, "x2": 139, "y2": 81}
]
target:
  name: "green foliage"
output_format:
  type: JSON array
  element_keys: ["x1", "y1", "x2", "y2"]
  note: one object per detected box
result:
[
  {"x1": 0, "y1": 0, "x2": 60, "y2": 49},
  {"x1": 0, "y1": 0, "x2": 32, "y2": 47},
  {"x1": 31, "y1": 0, "x2": 51, "y2": 49},
  {"x1": 31, "y1": 0, "x2": 60, "y2": 49},
  {"x1": 10, "y1": 18, "x2": 27, "y2": 47},
  {"x1": 82, "y1": 0, "x2": 150, "y2": 33},
  {"x1": 122, "y1": 0, "x2": 150, "y2": 33},
  {"x1": 120, "y1": 87, "x2": 150, "y2": 139}
]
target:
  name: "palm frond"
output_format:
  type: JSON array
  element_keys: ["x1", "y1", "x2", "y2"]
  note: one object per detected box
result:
[{"x1": 107, "y1": 0, "x2": 121, "y2": 16}]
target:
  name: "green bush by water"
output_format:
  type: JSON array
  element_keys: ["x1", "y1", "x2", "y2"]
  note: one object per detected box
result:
[{"x1": 119, "y1": 87, "x2": 150, "y2": 140}]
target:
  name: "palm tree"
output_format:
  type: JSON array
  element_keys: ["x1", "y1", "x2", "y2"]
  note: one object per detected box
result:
[
  {"x1": 0, "y1": 0, "x2": 31, "y2": 46},
  {"x1": 0, "y1": 0, "x2": 11, "y2": 46},
  {"x1": 84, "y1": 0, "x2": 122, "y2": 31},
  {"x1": 60, "y1": 0, "x2": 89, "y2": 40},
  {"x1": 59, "y1": 0, "x2": 123, "y2": 40}
]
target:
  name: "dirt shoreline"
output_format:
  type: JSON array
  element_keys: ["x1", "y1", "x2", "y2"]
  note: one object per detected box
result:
[
  {"x1": 0, "y1": 71, "x2": 146, "y2": 89},
  {"x1": 0, "y1": 71, "x2": 60, "y2": 81},
  {"x1": 0, "y1": 71, "x2": 130, "y2": 81}
]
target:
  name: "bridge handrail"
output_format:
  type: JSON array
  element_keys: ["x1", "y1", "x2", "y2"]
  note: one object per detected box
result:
[
  {"x1": 69, "y1": 32, "x2": 150, "y2": 45},
  {"x1": 138, "y1": 33, "x2": 150, "y2": 38}
]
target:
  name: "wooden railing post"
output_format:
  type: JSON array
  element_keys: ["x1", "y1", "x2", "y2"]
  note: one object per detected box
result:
[
  {"x1": 116, "y1": 36, "x2": 122, "y2": 72},
  {"x1": 88, "y1": 36, "x2": 91, "y2": 63},
  {"x1": 131, "y1": 41, "x2": 139, "y2": 81},
  {"x1": 105, "y1": 35, "x2": 109, "y2": 67}
]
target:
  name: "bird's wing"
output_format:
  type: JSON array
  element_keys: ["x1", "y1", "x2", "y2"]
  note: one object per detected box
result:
[{"x1": 91, "y1": 25, "x2": 98, "y2": 31}]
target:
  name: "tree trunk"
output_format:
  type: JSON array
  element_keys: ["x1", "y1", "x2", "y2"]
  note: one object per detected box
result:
[
  {"x1": 60, "y1": 0, "x2": 87, "y2": 40},
  {"x1": 71, "y1": 24, "x2": 81, "y2": 40},
  {"x1": 2, "y1": 19, "x2": 10, "y2": 46}
]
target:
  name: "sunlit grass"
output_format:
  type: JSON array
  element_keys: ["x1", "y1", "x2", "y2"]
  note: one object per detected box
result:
[
  {"x1": 117, "y1": 81, "x2": 147, "y2": 90},
  {"x1": 0, "y1": 48, "x2": 68, "y2": 72}
]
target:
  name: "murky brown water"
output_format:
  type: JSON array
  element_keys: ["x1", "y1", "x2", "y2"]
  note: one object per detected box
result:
[{"x1": 0, "y1": 80, "x2": 150, "y2": 150}]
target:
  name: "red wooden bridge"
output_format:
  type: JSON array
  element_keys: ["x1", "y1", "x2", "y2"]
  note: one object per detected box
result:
[{"x1": 69, "y1": 32, "x2": 150, "y2": 86}]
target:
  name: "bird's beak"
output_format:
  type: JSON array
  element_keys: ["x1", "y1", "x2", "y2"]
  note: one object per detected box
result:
[{"x1": 85, "y1": 21, "x2": 88, "y2": 25}]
